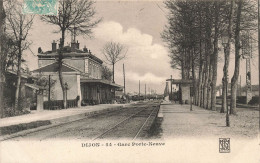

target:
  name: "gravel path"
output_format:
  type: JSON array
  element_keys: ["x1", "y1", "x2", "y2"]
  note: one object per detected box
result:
[{"x1": 159, "y1": 103, "x2": 259, "y2": 139}]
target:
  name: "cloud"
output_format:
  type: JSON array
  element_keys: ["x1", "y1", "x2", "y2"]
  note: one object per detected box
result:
[
  {"x1": 126, "y1": 72, "x2": 166, "y2": 84},
  {"x1": 26, "y1": 20, "x2": 177, "y2": 94},
  {"x1": 94, "y1": 21, "x2": 153, "y2": 47},
  {"x1": 93, "y1": 21, "x2": 174, "y2": 90}
]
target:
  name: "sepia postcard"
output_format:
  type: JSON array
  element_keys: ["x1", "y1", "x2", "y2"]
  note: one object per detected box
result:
[{"x1": 0, "y1": 0, "x2": 259, "y2": 162}]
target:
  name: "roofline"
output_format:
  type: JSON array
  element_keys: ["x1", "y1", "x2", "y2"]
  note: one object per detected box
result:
[
  {"x1": 38, "y1": 52, "x2": 103, "y2": 64},
  {"x1": 32, "y1": 61, "x2": 83, "y2": 73},
  {"x1": 32, "y1": 61, "x2": 56, "y2": 71},
  {"x1": 80, "y1": 78, "x2": 123, "y2": 88},
  {"x1": 6, "y1": 70, "x2": 29, "y2": 79},
  {"x1": 25, "y1": 83, "x2": 46, "y2": 90},
  {"x1": 166, "y1": 79, "x2": 193, "y2": 84},
  {"x1": 62, "y1": 62, "x2": 83, "y2": 73}
]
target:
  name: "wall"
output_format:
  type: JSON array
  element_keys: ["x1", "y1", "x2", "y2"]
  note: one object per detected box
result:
[
  {"x1": 39, "y1": 57, "x2": 103, "y2": 79},
  {"x1": 41, "y1": 73, "x2": 80, "y2": 101},
  {"x1": 181, "y1": 84, "x2": 190, "y2": 104},
  {"x1": 88, "y1": 59, "x2": 102, "y2": 79},
  {"x1": 81, "y1": 83, "x2": 114, "y2": 104},
  {"x1": 63, "y1": 58, "x2": 85, "y2": 72},
  {"x1": 38, "y1": 59, "x2": 55, "y2": 68}
]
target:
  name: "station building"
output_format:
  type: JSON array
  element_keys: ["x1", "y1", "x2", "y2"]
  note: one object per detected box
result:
[{"x1": 32, "y1": 40, "x2": 121, "y2": 109}]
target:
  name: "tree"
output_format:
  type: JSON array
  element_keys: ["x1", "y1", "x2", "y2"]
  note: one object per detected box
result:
[
  {"x1": 101, "y1": 65, "x2": 113, "y2": 81},
  {"x1": 0, "y1": 0, "x2": 5, "y2": 117},
  {"x1": 5, "y1": 0, "x2": 34, "y2": 111},
  {"x1": 41, "y1": 0, "x2": 101, "y2": 109},
  {"x1": 161, "y1": 1, "x2": 214, "y2": 107},
  {"x1": 210, "y1": 1, "x2": 221, "y2": 111},
  {"x1": 230, "y1": 0, "x2": 257, "y2": 114},
  {"x1": 218, "y1": 0, "x2": 233, "y2": 113},
  {"x1": 162, "y1": 0, "x2": 258, "y2": 121},
  {"x1": 102, "y1": 41, "x2": 127, "y2": 83}
]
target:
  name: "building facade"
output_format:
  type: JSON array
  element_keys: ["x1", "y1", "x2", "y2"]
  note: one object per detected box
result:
[{"x1": 33, "y1": 40, "x2": 121, "y2": 109}]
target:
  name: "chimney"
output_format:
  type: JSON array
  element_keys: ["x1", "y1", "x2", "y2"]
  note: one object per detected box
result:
[
  {"x1": 38, "y1": 47, "x2": 42, "y2": 53},
  {"x1": 76, "y1": 40, "x2": 80, "y2": 49},
  {"x1": 52, "y1": 40, "x2": 57, "y2": 52},
  {"x1": 83, "y1": 45, "x2": 88, "y2": 52}
]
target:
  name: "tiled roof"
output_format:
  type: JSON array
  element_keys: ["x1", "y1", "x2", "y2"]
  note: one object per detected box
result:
[
  {"x1": 38, "y1": 46, "x2": 103, "y2": 64},
  {"x1": 25, "y1": 83, "x2": 45, "y2": 90},
  {"x1": 80, "y1": 78, "x2": 122, "y2": 88},
  {"x1": 6, "y1": 70, "x2": 31, "y2": 79},
  {"x1": 32, "y1": 62, "x2": 81, "y2": 73}
]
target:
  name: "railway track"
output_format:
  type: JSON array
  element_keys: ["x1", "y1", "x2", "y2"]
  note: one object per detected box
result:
[
  {"x1": 4, "y1": 101, "x2": 161, "y2": 141},
  {"x1": 93, "y1": 102, "x2": 160, "y2": 140}
]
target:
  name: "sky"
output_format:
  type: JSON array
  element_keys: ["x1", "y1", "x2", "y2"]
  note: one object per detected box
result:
[{"x1": 24, "y1": 0, "x2": 259, "y2": 94}]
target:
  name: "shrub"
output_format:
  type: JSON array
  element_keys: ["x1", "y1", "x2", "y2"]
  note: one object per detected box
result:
[
  {"x1": 2, "y1": 107, "x2": 30, "y2": 118},
  {"x1": 248, "y1": 96, "x2": 259, "y2": 105},
  {"x1": 1, "y1": 97, "x2": 30, "y2": 118},
  {"x1": 237, "y1": 96, "x2": 246, "y2": 104}
]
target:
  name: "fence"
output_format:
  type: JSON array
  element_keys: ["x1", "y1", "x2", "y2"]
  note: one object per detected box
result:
[{"x1": 43, "y1": 99, "x2": 78, "y2": 110}]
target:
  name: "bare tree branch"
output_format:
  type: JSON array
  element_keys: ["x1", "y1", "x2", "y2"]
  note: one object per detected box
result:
[
  {"x1": 4, "y1": 0, "x2": 34, "y2": 110},
  {"x1": 101, "y1": 41, "x2": 127, "y2": 82}
]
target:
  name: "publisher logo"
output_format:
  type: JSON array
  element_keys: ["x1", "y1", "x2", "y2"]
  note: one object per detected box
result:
[{"x1": 219, "y1": 138, "x2": 230, "y2": 153}]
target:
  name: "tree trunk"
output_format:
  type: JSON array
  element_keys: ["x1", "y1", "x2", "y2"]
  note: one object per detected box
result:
[
  {"x1": 211, "y1": 1, "x2": 220, "y2": 111},
  {"x1": 0, "y1": 0, "x2": 5, "y2": 117},
  {"x1": 203, "y1": 57, "x2": 209, "y2": 109},
  {"x1": 206, "y1": 58, "x2": 212, "y2": 110},
  {"x1": 181, "y1": 60, "x2": 184, "y2": 79},
  {"x1": 221, "y1": 0, "x2": 234, "y2": 113},
  {"x1": 192, "y1": 48, "x2": 196, "y2": 104},
  {"x1": 14, "y1": 44, "x2": 22, "y2": 110},
  {"x1": 230, "y1": 0, "x2": 242, "y2": 115},
  {"x1": 199, "y1": 63, "x2": 204, "y2": 107},
  {"x1": 59, "y1": 29, "x2": 67, "y2": 109},
  {"x1": 202, "y1": 47, "x2": 207, "y2": 108},
  {"x1": 197, "y1": 10, "x2": 202, "y2": 107},
  {"x1": 182, "y1": 48, "x2": 188, "y2": 80},
  {"x1": 112, "y1": 63, "x2": 115, "y2": 83},
  {"x1": 204, "y1": 6, "x2": 212, "y2": 109},
  {"x1": 220, "y1": 76, "x2": 226, "y2": 113},
  {"x1": 200, "y1": 52, "x2": 206, "y2": 108}
]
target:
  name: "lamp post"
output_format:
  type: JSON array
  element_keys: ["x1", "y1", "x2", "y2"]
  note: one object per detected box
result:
[
  {"x1": 170, "y1": 75, "x2": 172, "y2": 101},
  {"x1": 221, "y1": 32, "x2": 230, "y2": 127},
  {"x1": 64, "y1": 82, "x2": 68, "y2": 109}
]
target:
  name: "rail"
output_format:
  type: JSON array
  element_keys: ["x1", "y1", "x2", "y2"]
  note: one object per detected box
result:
[{"x1": 93, "y1": 105, "x2": 158, "y2": 140}]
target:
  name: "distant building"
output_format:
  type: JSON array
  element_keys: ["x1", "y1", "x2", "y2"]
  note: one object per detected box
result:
[
  {"x1": 241, "y1": 85, "x2": 259, "y2": 96},
  {"x1": 4, "y1": 70, "x2": 44, "y2": 110},
  {"x1": 32, "y1": 40, "x2": 122, "y2": 108}
]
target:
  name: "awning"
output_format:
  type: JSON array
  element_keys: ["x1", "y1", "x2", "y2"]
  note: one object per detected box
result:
[
  {"x1": 80, "y1": 78, "x2": 122, "y2": 88},
  {"x1": 25, "y1": 83, "x2": 46, "y2": 90}
]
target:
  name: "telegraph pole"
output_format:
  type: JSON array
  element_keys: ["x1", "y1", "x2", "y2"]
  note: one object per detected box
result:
[
  {"x1": 239, "y1": 75, "x2": 242, "y2": 96},
  {"x1": 139, "y1": 80, "x2": 140, "y2": 97},
  {"x1": 145, "y1": 83, "x2": 146, "y2": 100},
  {"x1": 123, "y1": 64, "x2": 125, "y2": 95},
  {"x1": 48, "y1": 75, "x2": 51, "y2": 102}
]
